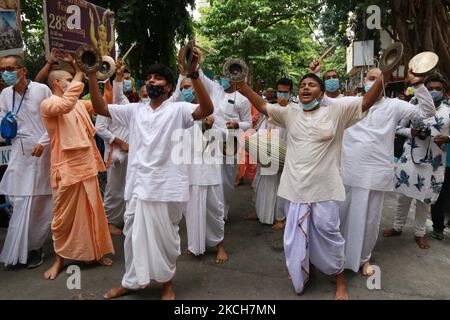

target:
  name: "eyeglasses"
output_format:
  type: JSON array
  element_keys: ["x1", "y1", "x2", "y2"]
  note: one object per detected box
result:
[{"x1": 0, "y1": 66, "x2": 22, "y2": 73}]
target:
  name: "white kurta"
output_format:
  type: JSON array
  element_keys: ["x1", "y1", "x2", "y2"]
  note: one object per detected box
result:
[
  {"x1": 340, "y1": 85, "x2": 435, "y2": 271},
  {"x1": 0, "y1": 81, "x2": 52, "y2": 196},
  {"x1": 0, "y1": 81, "x2": 53, "y2": 266},
  {"x1": 253, "y1": 113, "x2": 288, "y2": 225},
  {"x1": 199, "y1": 71, "x2": 252, "y2": 219},
  {"x1": 108, "y1": 98, "x2": 197, "y2": 287}
]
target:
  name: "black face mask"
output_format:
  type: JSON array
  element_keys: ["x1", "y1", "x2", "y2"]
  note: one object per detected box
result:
[{"x1": 146, "y1": 84, "x2": 166, "y2": 99}]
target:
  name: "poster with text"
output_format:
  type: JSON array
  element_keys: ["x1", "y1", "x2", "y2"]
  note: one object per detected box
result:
[
  {"x1": 0, "y1": 0, "x2": 22, "y2": 56},
  {"x1": 43, "y1": 0, "x2": 116, "y2": 58}
]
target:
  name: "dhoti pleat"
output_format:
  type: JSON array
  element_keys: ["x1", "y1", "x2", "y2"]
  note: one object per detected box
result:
[
  {"x1": 0, "y1": 195, "x2": 52, "y2": 266},
  {"x1": 339, "y1": 186, "x2": 385, "y2": 272},
  {"x1": 122, "y1": 198, "x2": 183, "y2": 289},
  {"x1": 51, "y1": 176, "x2": 114, "y2": 261},
  {"x1": 284, "y1": 201, "x2": 345, "y2": 294}
]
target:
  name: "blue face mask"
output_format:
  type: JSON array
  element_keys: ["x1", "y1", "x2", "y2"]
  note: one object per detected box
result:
[
  {"x1": 2, "y1": 71, "x2": 19, "y2": 86},
  {"x1": 429, "y1": 90, "x2": 444, "y2": 103},
  {"x1": 181, "y1": 87, "x2": 196, "y2": 103},
  {"x1": 221, "y1": 79, "x2": 231, "y2": 90},
  {"x1": 123, "y1": 80, "x2": 132, "y2": 93},
  {"x1": 301, "y1": 99, "x2": 320, "y2": 111},
  {"x1": 277, "y1": 92, "x2": 290, "y2": 101},
  {"x1": 364, "y1": 81, "x2": 375, "y2": 93},
  {"x1": 325, "y1": 78, "x2": 340, "y2": 93}
]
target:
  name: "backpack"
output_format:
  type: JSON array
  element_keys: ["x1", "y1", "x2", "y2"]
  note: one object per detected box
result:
[{"x1": 1, "y1": 84, "x2": 28, "y2": 141}]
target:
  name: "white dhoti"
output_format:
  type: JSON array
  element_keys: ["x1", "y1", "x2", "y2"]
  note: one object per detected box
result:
[
  {"x1": 221, "y1": 162, "x2": 237, "y2": 220},
  {"x1": 393, "y1": 194, "x2": 428, "y2": 237},
  {"x1": 339, "y1": 186, "x2": 385, "y2": 272},
  {"x1": 184, "y1": 185, "x2": 225, "y2": 255},
  {"x1": 254, "y1": 172, "x2": 286, "y2": 225},
  {"x1": 104, "y1": 159, "x2": 127, "y2": 227},
  {"x1": 0, "y1": 195, "x2": 53, "y2": 266},
  {"x1": 284, "y1": 201, "x2": 345, "y2": 294},
  {"x1": 121, "y1": 197, "x2": 183, "y2": 289}
]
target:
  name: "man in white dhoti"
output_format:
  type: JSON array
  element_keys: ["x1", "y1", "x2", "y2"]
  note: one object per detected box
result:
[
  {"x1": 175, "y1": 74, "x2": 228, "y2": 263},
  {"x1": 383, "y1": 74, "x2": 449, "y2": 249},
  {"x1": 95, "y1": 61, "x2": 130, "y2": 236},
  {"x1": 251, "y1": 78, "x2": 296, "y2": 230},
  {"x1": 87, "y1": 48, "x2": 213, "y2": 300},
  {"x1": 197, "y1": 68, "x2": 252, "y2": 220},
  {"x1": 237, "y1": 70, "x2": 389, "y2": 300},
  {"x1": 340, "y1": 68, "x2": 435, "y2": 276},
  {"x1": 0, "y1": 55, "x2": 53, "y2": 268}
]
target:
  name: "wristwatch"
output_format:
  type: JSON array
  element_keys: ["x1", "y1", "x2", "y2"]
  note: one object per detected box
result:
[{"x1": 187, "y1": 71, "x2": 200, "y2": 80}]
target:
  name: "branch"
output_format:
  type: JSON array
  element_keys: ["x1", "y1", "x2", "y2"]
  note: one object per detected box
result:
[
  {"x1": 257, "y1": 14, "x2": 296, "y2": 30},
  {"x1": 382, "y1": 27, "x2": 399, "y2": 42}
]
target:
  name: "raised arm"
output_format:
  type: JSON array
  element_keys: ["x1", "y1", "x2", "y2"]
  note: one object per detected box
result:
[
  {"x1": 87, "y1": 72, "x2": 111, "y2": 117},
  {"x1": 237, "y1": 82, "x2": 268, "y2": 116},
  {"x1": 35, "y1": 49, "x2": 58, "y2": 84},
  {"x1": 189, "y1": 48, "x2": 214, "y2": 120},
  {"x1": 112, "y1": 60, "x2": 130, "y2": 105}
]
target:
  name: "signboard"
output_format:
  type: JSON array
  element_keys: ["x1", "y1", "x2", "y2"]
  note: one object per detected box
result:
[
  {"x1": 0, "y1": 0, "x2": 23, "y2": 57},
  {"x1": 43, "y1": 0, "x2": 116, "y2": 58},
  {"x1": 0, "y1": 145, "x2": 11, "y2": 166}
]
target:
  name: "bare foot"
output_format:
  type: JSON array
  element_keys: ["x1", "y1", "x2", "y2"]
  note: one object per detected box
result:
[
  {"x1": 244, "y1": 212, "x2": 258, "y2": 221},
  {"x1": 44, "y1": 255, "x2": 64, "y2": 280},
  {"x1": 415, "y1": 236, "x2": 430, "y2": 249},
  {"x1": 271, "y1": 220, "x2": 286, "y2": 230},
  {"x1": 383, "y1": 228, "x2": 402, "y2": 237},
  {"x1": 161, "y1": 281, "x2": 176, "y2": 300},
  {"x1": 361, "y1": 262, "x2": 375, "y2": 277},
  {"x1": 104, "y1": 285, "x2": 132, "y2": 300},
  {"x1": 335, "y1": 272, "x2": 349, "y2": 300},
  {"x1": 215, "y1": 242, "x2": 229, "y2": 264},
  {"x1": 108, "y1": 224, "x2": 123, "y2": 236},
  {"x1": 98, "y1": 257, "x2": 113, "y2": 266}
]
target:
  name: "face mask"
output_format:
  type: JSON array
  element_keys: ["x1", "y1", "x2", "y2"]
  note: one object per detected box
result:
[
  {"x1": 181, "y1": 87, "x2": 196, "y2": 103},
  {"x1": 300, "y1": 99, "x2": 320, "y2": 111},
  {"x1": 364, "y1": 81, "x2": 375, "y2": 93},
  {"x1": 221, "y1": 79, "x2": 231, "y2": 90},
  {"x1": 123, "y1": 80, "x2": 132, "y2": 93},
  {"x1": 429, "y1": 90, "x2": 444, "y2": 103},
  {"x1": 141, "y1": 98, "x2": 150, "y2": 104},
  {"x1": 2, "y1": 71, "x2": 19, "y2": 86},
  {"x1": 146, "y1": 84, "x2": 166, "y2": 99},
  {"x1": 325, "y1": 78, "x2": 340, "y2": 93},
  {"x1": 277, "y1": 92, "x2": 290, "y2": 101}
]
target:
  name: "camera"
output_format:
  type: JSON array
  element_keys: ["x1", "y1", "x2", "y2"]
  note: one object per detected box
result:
[{"x1": 417, "y1": 126, "x2": 431, "y2": 140}]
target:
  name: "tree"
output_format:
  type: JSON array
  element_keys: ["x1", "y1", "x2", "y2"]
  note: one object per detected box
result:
[
  {"x1": 92, "y1": 0, "x2": 195, "y2": 79},
  {"x1": 196, "y1": 0, "x2": 348, "y2": 89},
  {"x1": 319, "y1": 0, "x2": 450, "y2": 80},
  {"x1": 20, "y1": 1, "x2": 195, "y2": 80}
]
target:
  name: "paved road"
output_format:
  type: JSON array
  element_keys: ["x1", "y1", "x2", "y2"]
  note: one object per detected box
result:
[{"x1": 1, "y1": 185, "x2": 449, "y2": 300}]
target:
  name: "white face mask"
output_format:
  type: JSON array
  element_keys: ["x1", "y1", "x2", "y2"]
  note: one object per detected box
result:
[{"x1": 141, "y1": 97, "x2": 150, "y2": 104}]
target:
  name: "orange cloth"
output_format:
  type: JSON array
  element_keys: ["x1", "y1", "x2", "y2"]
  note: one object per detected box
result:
[
  {"x1": 40, "y1": 81, "x2": 113, "y2": 261},
  {"x1": 236, "y1": 105, "x2": 259, "y2": 184},
  {"x1": 51, "y1": 176, "x2": 113, "y2": 261}
]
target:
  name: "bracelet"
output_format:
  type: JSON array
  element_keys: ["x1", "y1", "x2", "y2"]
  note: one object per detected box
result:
[{"x1": 187, "y1": 71, "x2": 199, "y2": 80}]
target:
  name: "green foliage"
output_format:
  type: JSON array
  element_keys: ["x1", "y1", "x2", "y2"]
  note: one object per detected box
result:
[
  {"x1": 196, "y1": 0, "x2": 347, "y2": 89},
  {"x1": 92, "y1": 0, "x2": 195, "y2": 79}
]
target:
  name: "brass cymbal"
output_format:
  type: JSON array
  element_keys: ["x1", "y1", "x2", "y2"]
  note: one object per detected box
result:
[
  {"x1": 409, "y1": 52, "x2": 439, "y2": 76},
  {"x1": 379, "y1": 42, "x2": 404, "y2": 73}
]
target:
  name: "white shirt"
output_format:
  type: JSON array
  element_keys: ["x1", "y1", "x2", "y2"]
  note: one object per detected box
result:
[
  {"x1": 199, "y1": 71, "x2": 252, "y2": 132},
  {"x1": 0, "y1": 81, "x2": 52, "y2": 196},
  {"x1": 341, "y1": 84, "x2": 436, "y2": 191},
  {"x1": 108, "y1": 99, "x2": 197, "y2": 202},
  {"x1": 267, "y1": 97, "x2": 364, "y2": 203},
  {"x1": 96, "y1": 81, "x2": 130, "y2": 159}
]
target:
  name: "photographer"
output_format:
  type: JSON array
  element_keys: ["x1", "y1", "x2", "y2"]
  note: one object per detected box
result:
[{"x1": 383, "y1": 74, "x2": 450, "y2": 249}]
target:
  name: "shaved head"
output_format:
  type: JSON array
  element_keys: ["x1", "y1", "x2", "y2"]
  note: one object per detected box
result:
[{"x1": 48, "y1": 70, "x2": 72, "y2": 91}]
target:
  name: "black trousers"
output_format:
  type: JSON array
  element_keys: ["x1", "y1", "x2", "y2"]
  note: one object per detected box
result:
[{"x1": 431, "y1": 167, "x2": 450, "y2": 232}]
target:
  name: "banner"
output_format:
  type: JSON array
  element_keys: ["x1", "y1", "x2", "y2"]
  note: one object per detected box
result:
[
  {"x1": 0, "y1": 0, "x2": 23, "y2": 57},
  {"x1": 43, "y1": 0, "x2": 116, "y2": 58}
]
